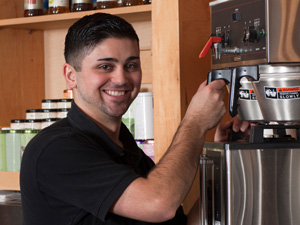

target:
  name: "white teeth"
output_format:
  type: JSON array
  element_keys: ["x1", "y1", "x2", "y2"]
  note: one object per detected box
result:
[{"x1": 106, "y1": 90, "x2": 125, "y2": 96}]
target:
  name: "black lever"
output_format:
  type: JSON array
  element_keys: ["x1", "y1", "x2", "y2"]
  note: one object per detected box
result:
[
  {"x1": 206, "y1": 69, "x2": 232, "y2": 85},
  {"x1": 229, "y1": 66, "x2": 259, "y2": 117}
]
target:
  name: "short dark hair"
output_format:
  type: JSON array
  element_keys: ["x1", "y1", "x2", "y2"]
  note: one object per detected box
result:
[{"x1": 64, "y1": 13, "x2": 140, "y2": 71}]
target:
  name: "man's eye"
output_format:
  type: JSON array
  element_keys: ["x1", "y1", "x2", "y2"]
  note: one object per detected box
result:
[
  {"x1": 126, "y1": 63, "x2": 139, "y2": 71},
  {"x1": 99, "y1": 64, "x2": 112, "y2": 70}
]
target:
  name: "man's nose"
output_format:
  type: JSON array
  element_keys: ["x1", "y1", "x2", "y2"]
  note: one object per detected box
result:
[{"x1": 111, "y1": 68, "x2": 128, "y2": 84}]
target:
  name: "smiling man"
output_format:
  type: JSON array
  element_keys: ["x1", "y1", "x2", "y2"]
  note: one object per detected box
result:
[
  {"x1": 65, "y1": 36, "x2": 142, "y2": 147},
  {"x1": 20, "y1": 13, "x2": 228, "y2": 225}
]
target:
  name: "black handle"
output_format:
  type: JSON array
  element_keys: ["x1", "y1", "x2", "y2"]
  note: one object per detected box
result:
[
  {"x1": 229, "y1": 66, "x2": 260, "y2": 117},
  {"x1": 206, "y1": 69, "x2": 232, "y2": 85}
]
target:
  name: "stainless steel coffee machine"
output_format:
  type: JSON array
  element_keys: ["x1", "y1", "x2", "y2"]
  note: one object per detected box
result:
[{"x1": 199, "y1": 0, "x2": 300, "y2": 224}]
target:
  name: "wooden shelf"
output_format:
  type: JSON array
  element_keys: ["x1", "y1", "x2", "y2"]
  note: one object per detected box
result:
[
  {"x1": 0, "y1": 172, "x2": 20, "y2": 191},
  {"x1": 0, "y1": 4, "x2": 151, "y2": 30}
]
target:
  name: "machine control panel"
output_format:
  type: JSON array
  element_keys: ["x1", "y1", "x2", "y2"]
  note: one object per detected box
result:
[{"x1": 210, "y1": 0, "x2": 266, "y2": 66}]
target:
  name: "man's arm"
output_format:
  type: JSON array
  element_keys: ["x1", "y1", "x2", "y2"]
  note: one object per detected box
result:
[{"x1": 111, "y1": 80, "x2": 226, "y2": 223}]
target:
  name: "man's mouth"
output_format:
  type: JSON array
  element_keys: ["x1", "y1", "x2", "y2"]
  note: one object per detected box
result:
[{"x1": 105, "y1": 90, "x2": 126, "y2": 96}]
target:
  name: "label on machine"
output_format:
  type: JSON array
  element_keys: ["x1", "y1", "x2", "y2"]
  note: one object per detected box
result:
[
  {"x1": 239, "y1": 89, "x2": 257, "y2": 100},
  {"x1": 264, "y1": 86, "x2": 300, "y2": 99}
]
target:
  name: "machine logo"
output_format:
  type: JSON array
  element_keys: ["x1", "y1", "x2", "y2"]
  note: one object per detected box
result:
[
  {"x1": 239, "y1": 89, "x2": 250, "y2": 99},
  {"x1": 239, "y1": 89, "x2": 257, "y2": 100},
  {"x1": 265, "y1": 87, "x2": 277, "y2": 99}
]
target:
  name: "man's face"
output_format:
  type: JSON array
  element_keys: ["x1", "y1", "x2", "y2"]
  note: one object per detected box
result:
[{"x1": 73, "y1": 37, "x2": 142, "y2": 120}]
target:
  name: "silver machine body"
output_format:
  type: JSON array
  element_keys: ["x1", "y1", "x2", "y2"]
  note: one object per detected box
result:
[
  {"x1": 200, "y1": 0, "x2": 300, "y2": 224},
  {"x1": 210, "y1": 0, "x2": 300, "y2": 69},
  {"x1": 207, "y1": 0, "x2": 300, "y2": 123},
  {"x1": 201, "y1": 139, "x2": 300, "y2": 225}
]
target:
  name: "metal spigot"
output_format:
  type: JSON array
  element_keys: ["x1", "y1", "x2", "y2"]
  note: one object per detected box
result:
[{"x1": 213, "y1": 42, "x2": 222, "y2": 60}]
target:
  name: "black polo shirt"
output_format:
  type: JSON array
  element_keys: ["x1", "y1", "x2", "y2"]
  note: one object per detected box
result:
[{"x1": 20, "y1": 101, "x2": 186, "y2": 225}]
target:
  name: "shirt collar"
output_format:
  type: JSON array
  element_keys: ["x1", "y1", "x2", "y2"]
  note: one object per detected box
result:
[{"x1": 67, "y1": 101, "x2": 135, "y2": 157}]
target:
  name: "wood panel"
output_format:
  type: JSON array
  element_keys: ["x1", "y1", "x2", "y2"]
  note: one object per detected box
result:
[
  {"x1": 140, "y1": 50, "x2": 152, "y2": 84},
  {"x1": 0, "y1": 172, "x2": 20, "y2": 191},
  {"x1": 44, "y1": 29, "x2": 68, "y2": 99},
  {"x1": 178, "y1": 0, "x2": 212, "y2": 213},
  {"x1": 133, "y1": 20, "x2": 152, "y2": 50},
  {"x1": 152, "y1": 0, "x2": 182, "y2": 161},
  {"x1": 0, "y1": 0, "x2": 23, "y2": 19},
  {"x1": 0, "y1": 29, "x2": 45, "y2": 127},
  {"x1": 178, "y1": 0, "x2": 211, "y2": 115}
]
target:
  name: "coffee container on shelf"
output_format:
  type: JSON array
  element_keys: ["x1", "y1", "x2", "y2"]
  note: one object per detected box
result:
[{"x1": 133, "y1": 92, "x2": 154, "y2": 141}]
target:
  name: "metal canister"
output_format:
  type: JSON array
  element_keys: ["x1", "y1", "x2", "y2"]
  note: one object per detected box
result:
[{"x1": 133, "y1": 92, "x2": 154, "y2": 140}]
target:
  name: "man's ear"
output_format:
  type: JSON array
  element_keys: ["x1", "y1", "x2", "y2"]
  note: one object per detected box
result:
[{"x1": 63, "y1": 63, "x2": 77, "y2": 89}]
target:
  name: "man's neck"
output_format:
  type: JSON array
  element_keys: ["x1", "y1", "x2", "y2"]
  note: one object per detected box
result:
[
  {"x1": 94, "y1": 118, "x2": 123, "y2": 148},
  {"x1": 74, "y1": 100, "x2": 123, "y2": 147}
]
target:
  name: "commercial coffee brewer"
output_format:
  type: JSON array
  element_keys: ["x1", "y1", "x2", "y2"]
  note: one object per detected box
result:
[{"x1": 199, "y1": 0, "x2": 300, "y2": 225}]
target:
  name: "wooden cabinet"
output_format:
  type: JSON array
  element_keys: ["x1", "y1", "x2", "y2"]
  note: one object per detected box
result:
[{"x1": 0, "y1": 0, "x2": 219, "y2": 213}]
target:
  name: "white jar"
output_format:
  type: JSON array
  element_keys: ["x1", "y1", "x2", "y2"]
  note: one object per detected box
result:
[
  {"x1": 26, "y1": 109, "x2": 43, "y2": 120},
  {"x1": 40, "y1": 109, "x2": 58, "y2": 119},
  {"x1": 24, "y1": 119, "x2": 42, "y2": 130},
  {"x1": 57, "y1": 108, "x2": 70, "y2": 118},
  {"x1": 41, "y1": 118, "x2": 60, "y2": 129},
  {"x1": 41, "y1": 99, "x2": 58, "y2": 109},
  {"x1": 57, "y1": 99, "x2": 72, "y2": 109},
  {"x1": 10, "y1": 119, "x2": 26, "y2": 130}
]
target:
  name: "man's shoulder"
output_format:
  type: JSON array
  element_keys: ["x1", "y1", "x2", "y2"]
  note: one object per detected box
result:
[
  {"x1": 33, "y1": 119, "x2": 74, "y2": 143},
  {"x1": 24, "y1": 118, "x2": 91, "y2": 157}
]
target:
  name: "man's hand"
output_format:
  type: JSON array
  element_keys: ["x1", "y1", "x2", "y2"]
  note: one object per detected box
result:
[
  {"x1": 214, "y1": 116, "x2": 251, "y2": 142},
  {"x1": 184, "y1": 79, "x2": 227, "y2": 133}
]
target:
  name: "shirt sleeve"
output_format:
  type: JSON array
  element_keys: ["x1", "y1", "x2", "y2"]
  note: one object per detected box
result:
[{"x1": 159, "y1": 206, "x2": 187, "y2": 225}]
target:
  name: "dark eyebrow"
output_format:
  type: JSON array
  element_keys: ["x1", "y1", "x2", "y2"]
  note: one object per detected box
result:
[
  {"x1": 97, "y1": 58, "x2": 118, "y2": 62},
  {"x1": 127, "y1": 56, "x2": 140, "y2": 61},
  {"x1": 96, "y1": 56, "x2": 140, "y2": 62}
]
